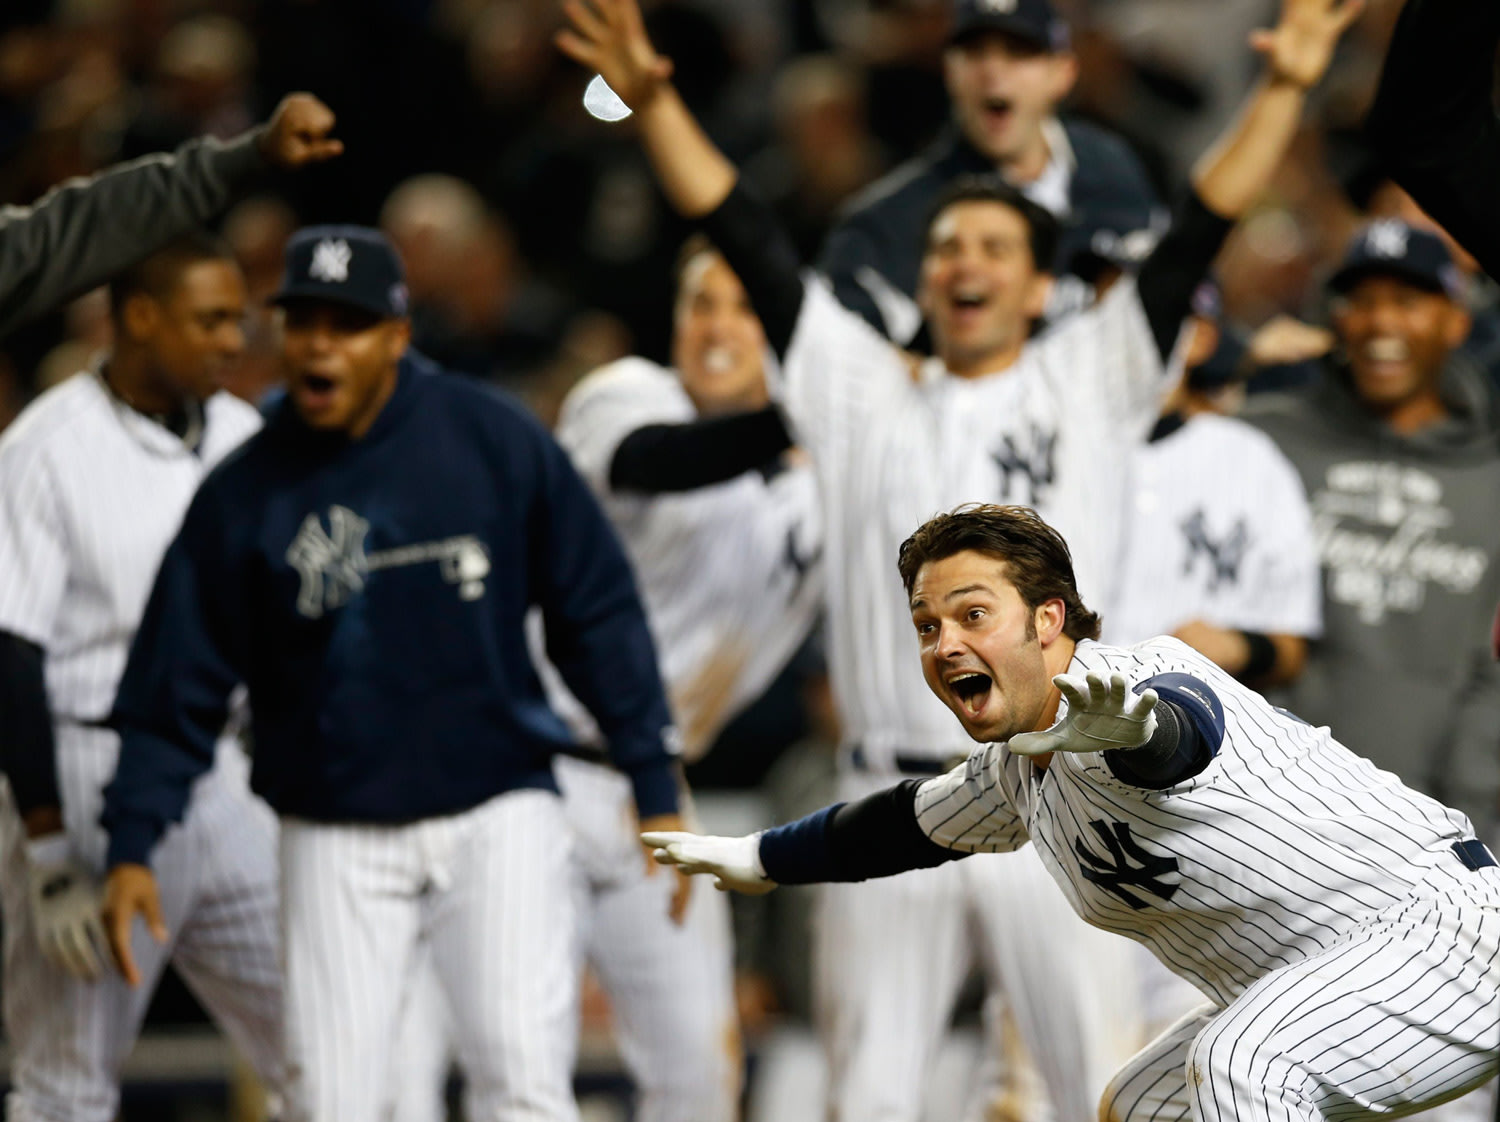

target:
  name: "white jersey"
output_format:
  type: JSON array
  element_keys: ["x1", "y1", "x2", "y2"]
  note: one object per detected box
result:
[
  {"x1": 556, "y1": 356, "x2": 822, "y2": 757},
  {"x1": 0, "y1": 369, "x2": 261, "y2": 722},
  {"x1": 1106, "y1": 413, "x2": 1322, "y2": 646},
  {"x1": 913, "y1": 636, "x2": 1475, "y2": 1006},
  {"x1": 777, "y1": 276, "x2": 1176, "y2": 766}
]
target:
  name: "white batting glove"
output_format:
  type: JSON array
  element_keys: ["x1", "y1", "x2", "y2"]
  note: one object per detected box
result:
[
  {"x1": 25, "y1": 834, "x2": 109, "y2": 981},
  {"x1": 1009, "y1": 671, "x2": 1158, "y2": 757},
  {"x1": 640, "y1": 830, "x2": 776, "y2": 895}
]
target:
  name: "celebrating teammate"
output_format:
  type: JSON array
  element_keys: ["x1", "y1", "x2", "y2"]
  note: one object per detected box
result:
[
  {"x1": 97, "y1": 226, "x2": 686, "y2": 1122},
  {"x1": 557, "y1": 0, "x2": 1361, "y2": 1116},
  {"x1": 647, "y1": 503, "x2": 1500, "y2": 1122},
  {"x1": 0, "y1": 235, "x2": 282, "y2": 1122},
  {"x1": 0, "y1": 92, "x2": 341, "y2": 341}
]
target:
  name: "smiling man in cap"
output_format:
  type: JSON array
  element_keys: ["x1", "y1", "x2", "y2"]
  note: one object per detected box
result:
[{"x1": 1245, "y1": 218, "x2": 1500, "y2": 850}]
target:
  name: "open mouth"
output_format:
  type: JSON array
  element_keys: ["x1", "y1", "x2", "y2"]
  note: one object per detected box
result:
[
  {"x1": 948, "y1": 671, "x2": 994, "y2": 718},
  {"x1": 982, "y1": 96, "x2": 1014, "y2": 125}
]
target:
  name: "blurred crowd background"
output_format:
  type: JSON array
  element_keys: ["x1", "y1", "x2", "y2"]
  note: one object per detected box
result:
[{"x1": 0, "y1": 0, "x2": 1474, "y2": 1118}]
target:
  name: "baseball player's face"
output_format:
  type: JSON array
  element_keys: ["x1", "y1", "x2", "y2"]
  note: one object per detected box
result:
[
  {"x1": 138, "y1": 259, "x2": 249, "y2": 403},
  {"x1": 279, "y1": 302, "x2": 412, "y2": 437},
  {"x1": 944, "y1": 33, "x2": 1077, "y2": 166},
  {"x1": 910, "y1": 549, "x2": 1064, "y2": 744},
  {"x1": 920, "y1": 201, "x2": 1050, "y2": 376},
  {"x1": 1331, "y1": 276, "x2": 1470, "y2": 416},
  {"x1": 673, "y1": 251, "x2": 769, "y2": 415}
]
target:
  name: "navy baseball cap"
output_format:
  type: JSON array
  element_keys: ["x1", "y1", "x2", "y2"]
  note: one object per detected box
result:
[
  {"x1": 1327, "y1": 220, "x2": 1464, "y2": 301},
  {"x1": 272, "y1": 225, "x2": 410, "y2": 319},
  {"x1": 950, "y1": 0, "x2": 1070, "y2": 52}
]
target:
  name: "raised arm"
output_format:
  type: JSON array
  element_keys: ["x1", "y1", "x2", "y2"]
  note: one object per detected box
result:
[
  {"x1": 1368, "y1": 0, "x2": 1500, "y2": 279},
  {"x1": 557, "y1": 0, "x2": 805, "y2": 358},
  {"x1": 1135, "y1": 0, "x2": 1363, "y2": 358},
  {"x1": 0, "y1": 93, "x2": 341, "y2": 339}
]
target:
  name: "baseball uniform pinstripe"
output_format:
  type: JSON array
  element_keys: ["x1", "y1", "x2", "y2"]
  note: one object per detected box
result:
[
  {"x1": 0, "y1": 370, "x2": 280, "y2": 1122},
  {"x1": 773, "y1": 275, "x2": 1174, "y2": 1121},
  {"x1": 914, "y1": 636, "x2": 1500, "y2": 1122},
  {"x1": 1108, "y1": 414, "x2": 1323, "y2": 648}
]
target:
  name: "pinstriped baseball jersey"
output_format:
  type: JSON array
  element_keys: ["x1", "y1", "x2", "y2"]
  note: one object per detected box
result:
[
  {"x1": 776, "y1": 276, "x2": 1176, "y2": 768},
  {"x1": 913, "y1": 636, "x2": 1475, "y2": 1006},
  {"x1": 1107, "y1": 414, "x2": 1323, "y2": 646},
  {"x1": 556, "y1": 356, "x2": 821, "y2": 757},
  {"x1": 0, "y1": 370, "x2": 261, "y2": 721}
]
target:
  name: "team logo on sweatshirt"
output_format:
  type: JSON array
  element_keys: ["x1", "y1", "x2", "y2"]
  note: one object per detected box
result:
[{"x1": 285, "y1": 504, "x2": 491, "y2": 619}]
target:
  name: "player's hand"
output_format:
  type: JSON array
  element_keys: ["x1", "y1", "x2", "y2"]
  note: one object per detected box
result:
[
  {"x1": 1171, "y1": 620, "x2": 1252, "y2": 677},
  {"x1": 1250, "y1": 0, "x2": 1364, "y2": 91},
  {"x1": 639, "y1": 814, "x2": 694, "y2": 924},
  {"x1": 25, "y1": 834, "x2": 109, "y2": 981},
  {"x1": 642, "y1": 830, "x2": 776, "y2": 895},
  {"x1": 101, "y1": 863, "x2": 168, "y2": 988},
  {"x1": 257, "y1": 93, "x2": 343, "y2": 168},
  {"x1": 1009, "y1": 671, "x2": 1158, "y2": 757},
  {"x1": 1247, "y1": 314, "x2": 1334, "y2": 367},
  {"x1": 556, "y1": 0, "x2": 675, "y2": 112}
]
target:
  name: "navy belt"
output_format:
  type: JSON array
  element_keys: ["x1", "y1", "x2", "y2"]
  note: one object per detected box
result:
[
  {"x1": 1453, "y1": 839, "x2": 1498, "y2": 870},
  {"x1": 847, "y1": 744, "x2": 949, "y2": 776}
]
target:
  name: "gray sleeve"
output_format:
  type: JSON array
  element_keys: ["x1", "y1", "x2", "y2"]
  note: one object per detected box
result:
[
  {"x1": 0, "y1": 129, "x2": 267, "y2": 339},
  {"x1": 1434, "y1": 647, "x2": 1500, "y2": 832}
]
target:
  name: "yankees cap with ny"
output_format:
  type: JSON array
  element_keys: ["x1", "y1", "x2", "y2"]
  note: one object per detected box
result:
[
  {"x1": 272, "y1": 225, "x2": 410, "y2": 318},
  {"x1": 949, "y1": 0, "x2": 1070, "y2": 52},
  {"x1": 1327, "y1": 219, "x2": 1465, "y2": 300}
]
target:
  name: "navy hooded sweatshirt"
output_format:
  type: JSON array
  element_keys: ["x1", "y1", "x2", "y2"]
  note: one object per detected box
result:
[{"x1": 103, "y1": 353, "x2": 679, "y2": 868}]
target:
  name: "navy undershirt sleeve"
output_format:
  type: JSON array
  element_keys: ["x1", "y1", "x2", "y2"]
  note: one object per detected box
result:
[
  {"x1": 608, "y1": 406, "x2": 794, "y2": 493},
  {"x1": 1104, "y1": 675, "x2": 1225, "y2": 789},
  {"x1": 0, "y1": 630, "x2": 60, "y2": 816},
  {"x1": 759, "y1": 780, "x2": 962, "y2": 884}
]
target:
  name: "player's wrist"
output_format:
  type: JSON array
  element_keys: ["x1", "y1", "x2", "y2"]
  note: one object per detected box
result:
[{"x1": 24, "y1": 832, "x2": 70, "y2": 868}]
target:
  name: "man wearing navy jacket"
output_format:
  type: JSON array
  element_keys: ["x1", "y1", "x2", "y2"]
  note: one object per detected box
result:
[{"x1": 97, "y1": 226, "x2": 686, "y2": 1122}]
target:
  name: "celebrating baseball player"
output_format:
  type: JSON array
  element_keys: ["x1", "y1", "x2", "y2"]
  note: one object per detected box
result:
[
  {"x1": 97, "y1": 225, "x2": 686, "y2": 1122},
  {"x1": 0, "y1": 234, "x2": 282, "y2": 1122},
  {"x1": 647, "y1": 503, "x2": 1500, "y2": 1122},
  {"x1": 558, "y1": 0, "x2": 1360, "y2": 1115}
]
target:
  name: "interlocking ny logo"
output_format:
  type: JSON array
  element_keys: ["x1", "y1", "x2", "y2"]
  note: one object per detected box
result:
[
  {"x1": 992, "y1": 424, "x2": 1057, "y2": 507},
  {"x1": 286, "y1": 506, "x2": 370, "y2": 618},
  {"x1": 309, "y1": 238, "x2": 353, "y2": 283},
  {"x1": 1365, "y1": 220, "x2": 1409, "y2": 260},
  {"x1": 1180, "y1": 509, "x2": 1248, "y2": 590},
  {"x1": 1075, "y1": 820, "x2": 1179, "y2": 910}
]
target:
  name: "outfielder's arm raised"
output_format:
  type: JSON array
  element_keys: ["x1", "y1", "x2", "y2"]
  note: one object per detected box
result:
[{"x1": 0, "y1": 94, "x2": 340, "y2": 341}]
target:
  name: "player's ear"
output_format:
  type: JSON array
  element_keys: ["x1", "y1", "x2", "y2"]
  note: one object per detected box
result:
[
  {"x1": 119, "y1": 293, "x2": 159, "y2": 343},
  {"x1": 1034, "y1": 597, "x2": 1066, "y2": 645},
  {"x1": 383, "y1": 317, "x2": 413, "y2": 362},
  {"x1": 1048, "y1": 52, "x2": 1079, "y2": 102},
  {"x1": 1442, "y1": 301, "x2": 1472, "y2": 350},
  {"x1": 1022, "y1": 272, "x2": 1053, "y2": 323}
]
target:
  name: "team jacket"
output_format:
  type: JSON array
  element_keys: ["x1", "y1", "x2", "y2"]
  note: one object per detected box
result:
[{"x1": 103, "y1": 353, "x2": 680, "y2": 868}]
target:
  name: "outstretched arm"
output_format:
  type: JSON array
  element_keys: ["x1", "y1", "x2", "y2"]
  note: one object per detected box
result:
[
  {"x1": 0, "y1": 93, "x2": 341, "y2": 340},
  {"x1": 1135, "y1": 0, "x2": 1363, "y2": 359},
  {"x1": 1368, "y1": 0, "x2": 1500, "y2": 279}
]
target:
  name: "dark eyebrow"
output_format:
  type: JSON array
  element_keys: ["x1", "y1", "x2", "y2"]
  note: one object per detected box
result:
[{"x1": 909, "y1": 583, "x2": 994, "y2": 612}]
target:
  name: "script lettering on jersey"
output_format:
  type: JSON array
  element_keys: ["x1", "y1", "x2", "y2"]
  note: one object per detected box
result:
[
  {"x1": 1312, "y1": 461, "x2": 1488, "y2": 624},
  {"x1": 1179, "y1": 509, "x2": 1248, "y2": 591},
  {"x1": 1074, "y1": 819, "x2": 1180, "y2": 910},
  {"x1": 285, "y1": 504, "x2": 492, "y2": 619},
  {"x1": 991, "y1": 424, "x2": 1057, "y2": 507}
]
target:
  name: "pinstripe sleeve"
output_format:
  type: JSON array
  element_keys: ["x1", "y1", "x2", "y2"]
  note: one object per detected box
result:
[
  {"x1": 912, "y1": 747, "x2": 1029, "y2": 853},
  {"x1": 103, "y1": 484, "x2": 245, "y2": 868},
  {"x1": 0, "y1": 441, "x2": 67, "y2": 647}
]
